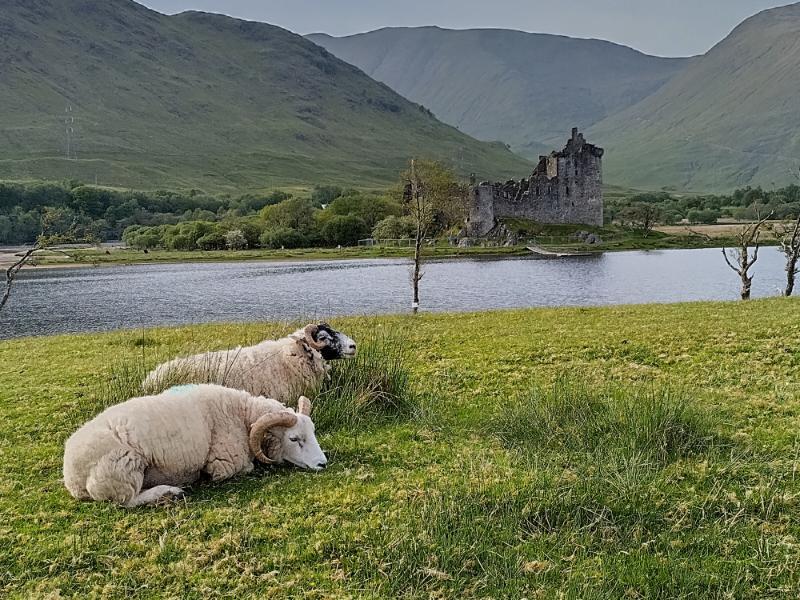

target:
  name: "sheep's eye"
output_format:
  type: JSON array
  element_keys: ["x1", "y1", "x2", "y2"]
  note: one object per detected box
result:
[{"x1": 289, "y1": 436, "x2": 300, "y2": 443}]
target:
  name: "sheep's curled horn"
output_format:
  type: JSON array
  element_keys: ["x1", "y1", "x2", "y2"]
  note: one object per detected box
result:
[
  {"x1": 303, "y1": 324, "x2": 327, "y2": 351},
  {"x1": 249, "y1": 412, "x2": 297, "y2": 463}
]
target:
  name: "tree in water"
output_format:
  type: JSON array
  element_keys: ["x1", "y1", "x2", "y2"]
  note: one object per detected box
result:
[
  {"x1": 772, "y1": 215, "x2": 800, "y2": 297},
  {"x1": 1, "y1": 214, "x2": 97, "y2": 313},
  {"x1": 773, "y1": 170, "x2": 800, "y2": 297},
  {"x1": 722, "y1": 213, "x2": 772, "y2": 300},
  {"x1": 401, "y1": 160, "x2": 467, "y2": 313}
]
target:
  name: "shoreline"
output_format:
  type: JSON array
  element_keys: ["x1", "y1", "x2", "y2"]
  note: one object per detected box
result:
[
  {"x1": 1, "y1": 222, "x2": 782, "y2": 270},
  {"x1": 2, "y1": 243, "x2": 775, "y2": 271},
  {"x1": 1, "y1": 229, "x2": 782, "y2": 271},
  {"x1": 0, "y1": 246, "x2": 533, "y2": 271}
]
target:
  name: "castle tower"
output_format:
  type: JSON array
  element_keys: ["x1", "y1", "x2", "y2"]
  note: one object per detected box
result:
[
  {"x1": 464, "y1": 128, "x2": 604, "y2": 236},
  {"x1": 465, "y1": 182, "x2": 496, "y2": 237},
  {"x1": 528, "y1": 128, "x2": 604, "y2": 227}
]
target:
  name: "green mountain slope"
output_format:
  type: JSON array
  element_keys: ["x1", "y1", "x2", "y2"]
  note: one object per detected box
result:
[
  {"x1": 0, "y1": 0, "x2": 529, "y2": 192},
  {"x1": 307, "y1": 27, "x2": 687, "y2": 158},
  {"x1": 589, "y1": 3, "x2": 800, "y2": 191}
]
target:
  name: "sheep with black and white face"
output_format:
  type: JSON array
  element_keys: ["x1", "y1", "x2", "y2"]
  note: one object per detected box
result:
[
  {"x1": 142, "y1": 323, "x2": 357, "y2": 402},
  {"x1": 63, "y1": 385, "x2": 325, "y2": 507}
]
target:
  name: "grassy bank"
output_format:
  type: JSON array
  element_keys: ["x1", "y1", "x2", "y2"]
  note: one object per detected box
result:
[
  {"x1": 22, "y1": 223, "x2": 769, "y2": 268},
  {"x1": 2, "y1": 300, "x2": 800, "y2": 597},
  {"x1": 24, "y1": 244, "x2": 528, "y2": 268}
]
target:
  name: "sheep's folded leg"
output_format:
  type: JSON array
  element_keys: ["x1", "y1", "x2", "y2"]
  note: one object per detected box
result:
[
  {"x1": 204, "y1": 454, "x2": 250, "y2": 482},
  {"x1": 124, "y1": 485, "x2": 185, "y2": 507}
]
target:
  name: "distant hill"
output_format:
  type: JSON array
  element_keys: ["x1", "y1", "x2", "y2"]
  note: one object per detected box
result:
[
  {"x1": 589, "y1": 3, "x2": 800, "y2": 191},
  {"x1": 0, "y1": 0, "x2": 529, "y2": 192},
  {"x1": 307, "y1": 27, "x2": 688, "y2": 160}
]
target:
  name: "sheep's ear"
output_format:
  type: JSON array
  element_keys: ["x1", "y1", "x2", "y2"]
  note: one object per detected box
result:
[{"x1": 297, "y1": 396, "x2": 312, "y2": 416}]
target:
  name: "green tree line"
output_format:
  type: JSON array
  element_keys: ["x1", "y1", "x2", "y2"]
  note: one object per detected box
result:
[
  {"x1": 607, "y1": 185, "x2": 800, "y2": 226},
  {"x1": 122, "y1": 189, "x2": 412, "y2": 251},
  {"x1": 0, "y1": 181, "x2": 415, "y2": 249},
  {"x1": 8, "y1": 178, "x2": 798, "y2": 249}
]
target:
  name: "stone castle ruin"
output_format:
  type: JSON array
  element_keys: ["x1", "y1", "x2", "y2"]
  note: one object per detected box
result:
[{"x1": 465, "y1": 128, "x2": 604, "y2": 236}]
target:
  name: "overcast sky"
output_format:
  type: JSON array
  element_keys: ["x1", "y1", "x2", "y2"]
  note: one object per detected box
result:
[{"x1": 136, "y1": 0, "x2": 792, "y2": 57}]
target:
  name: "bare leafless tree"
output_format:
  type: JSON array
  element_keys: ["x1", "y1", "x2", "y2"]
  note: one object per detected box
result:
[
  {"x1": 1, "y1": 214, "x2": 98, "y2": 313},
  {"x1": 405, "y1": 160, "x2": 427, "y2": 314},
  {"x1": 772, "y1": 215, "x2": 800, "y2": 297},
  {"x1": 0, "y1": 245, "x2": 40, "y2": 312},
  {"x1": 722, "y1": 213, "x2": 773, "y2": 300}
]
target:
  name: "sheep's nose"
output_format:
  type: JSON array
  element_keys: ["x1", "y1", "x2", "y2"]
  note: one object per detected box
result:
[
  {"x1": 348, "y1": 344, "x2": 356, "y2": 352},
  {"x1": 316, "y1": 461, "x2": 328, "y2": 470}
]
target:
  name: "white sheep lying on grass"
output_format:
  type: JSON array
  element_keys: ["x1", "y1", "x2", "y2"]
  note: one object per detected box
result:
[
  {"x1": 63, "y1": 384, "x2": 325, "y2": 507},
  {"x1": 142, "y1": 323, "x2": 357, "y2": 402}
]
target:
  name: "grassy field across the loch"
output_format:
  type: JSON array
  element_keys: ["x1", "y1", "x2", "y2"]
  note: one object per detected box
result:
[{"x1": 2, "y1": 299, "x2": 800, "y2": 598}]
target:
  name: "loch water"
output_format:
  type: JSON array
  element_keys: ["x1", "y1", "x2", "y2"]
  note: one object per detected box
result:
[{"x1": 0, "y1": 247, "x2": 789, "y2": 339}]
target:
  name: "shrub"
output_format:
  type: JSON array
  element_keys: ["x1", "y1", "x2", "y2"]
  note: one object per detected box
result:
[
  {"x1": 259, "y1": 227, "x2": 307, "y2": 249},
  {"x1": 130, "y1": 231, "x2": 161, "y2": 250},
  {"x1": 687, "y1": 209, "x2": 720, "y2": 224},
  {"x1": 237, "y1": 191, "x2": 292, "y2": 212},
  {"x1": 237, "y1": 221, "x2": 263, "y2": 248},
  {"x1": 196, "y1": 231, "x2": 226, "y2": 250},
  {"x1": 260, "y1": 198, "x2": 317, "y2": 233},
  {"x1": 225, "y1": 229, "x2": 248, "y2": 250},
  {"x1": 372, "y1": 215, "x2": 416, "y2": 239},
  {"x1": 320, "y1": 215, "x2": 369, "y2": 246},
  {"x1": 168, "y1": 233, "x2": 195, "y2": 251},
  {"x1": 326, "y1": 193, "x2": 403, "y2": 228}
]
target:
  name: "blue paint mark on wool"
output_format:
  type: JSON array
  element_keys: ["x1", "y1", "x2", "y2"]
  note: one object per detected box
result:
[{"x1": 166, "y1": 384, "x2": 199, "y2": 394}]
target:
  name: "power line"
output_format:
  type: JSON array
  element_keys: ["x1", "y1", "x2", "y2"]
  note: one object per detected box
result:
[{"x1": 64, "y1": 105, "x2": 75, "y2": 160}]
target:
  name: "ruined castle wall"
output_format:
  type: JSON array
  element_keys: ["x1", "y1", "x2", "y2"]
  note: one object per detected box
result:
[
  {"x1": 465, "y1": 184, "x2": 496, "y2": 236},
  {"x1": 465, "y1": 129, "x2": 604, "y2": 234},
  {"x1": 491, "y1": 150, "x2": 603, "y2": 227}
]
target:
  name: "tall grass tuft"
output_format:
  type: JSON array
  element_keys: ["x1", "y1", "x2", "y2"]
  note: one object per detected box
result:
[
  {"x1": 101, "y1": 359, "x2": 149, "y2": 407},
  {"x1": 312, "y1": 329, "x2": 418, "y2": 431},
  {"x1": 494, "y1": 377, "x2": 722, "y2": 466},
  {"x1": 98, "y1": 327, "x2": 420, "y2": 433}
]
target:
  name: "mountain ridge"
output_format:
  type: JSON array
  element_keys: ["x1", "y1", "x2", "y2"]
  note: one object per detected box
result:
[
  {"x1": 0, "y1": 0, "x2": 530, "y2": 192},
  {"x1": 307, "y1": 27, "x2": 689, "y2": 162},
  {"x1": 588, "y1": 1, "x2": 800, "y2": 191},
  {"x1": 309, "y1": 6, "x2": 800, "y2": 192}
]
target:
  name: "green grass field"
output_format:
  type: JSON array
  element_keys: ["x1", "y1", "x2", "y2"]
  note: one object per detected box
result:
[{"x1": 2, "y1": 299, "x2": 800, "y2": 597}]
